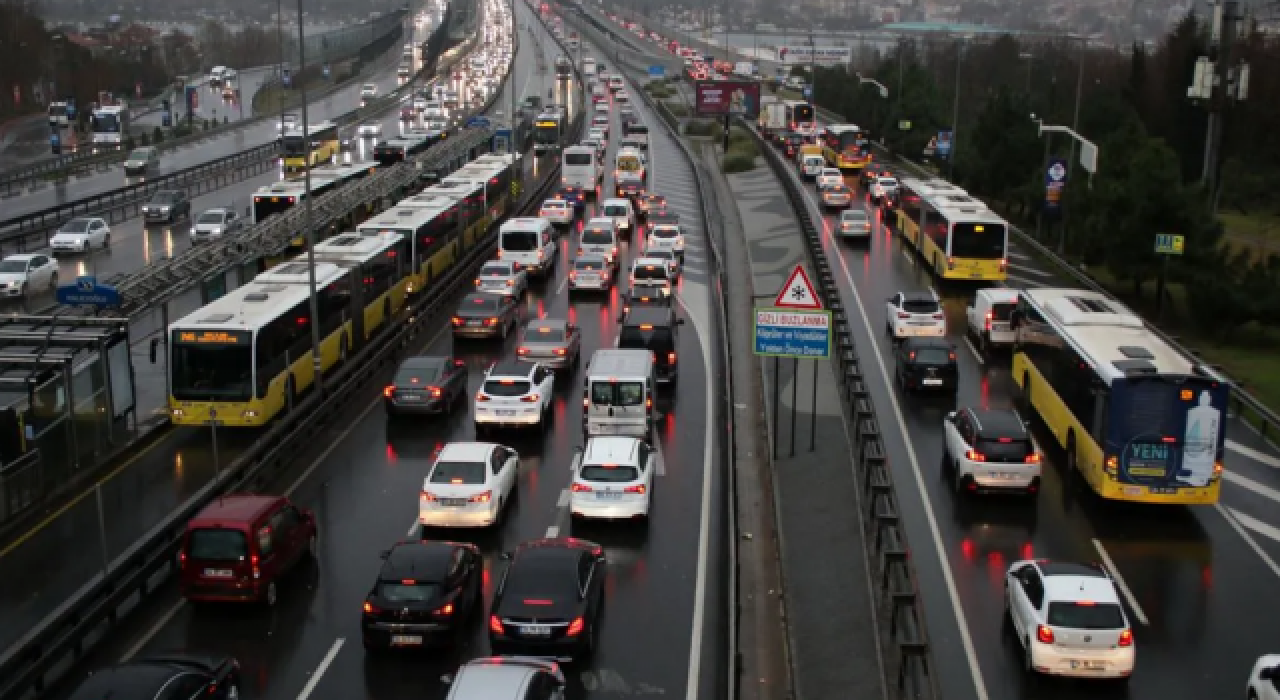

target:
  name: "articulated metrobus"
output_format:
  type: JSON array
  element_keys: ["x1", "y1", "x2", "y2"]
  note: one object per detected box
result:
[
  {"x1": 281, "y1": 120, "x2": 341, "y2": 170},
  {"x1": 821, "y1": 124, "x2": 872, "y2": 171},
  {"x1": 783, "y1": 99, "x2": 815, "y2": 137},
  {"x1": 894, "y1": 177, "x2": 1009, "y2": 282},
  {"x1": 90, "y1": 105, "x2": 129, "y2": 148},
  {"x1": 168, "y1": 261, "x2": 355, "y2": 427},
  {"x1": 251, "y1": 160, "x2": 379, "y2": 225},
  {"x1": 308, "y1": 232, "x2": 411, "y2": 342},
  {"x1": 357, "y1": 198, "x2": 464, "y2": 294},
  {"x1": 1011, "y1": 288, "x2": 1229, "y2": 504}
]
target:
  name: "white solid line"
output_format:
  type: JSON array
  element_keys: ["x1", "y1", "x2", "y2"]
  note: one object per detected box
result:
[
  {"x1": 1226, "y1": 439, "x2": 1280, "y2": 469},
  {"x1": 544, "y1": 525, "x2": 560, "y2": 537},
  {"x1": 1012, "y1": 266, "x2": 1053, "y2": 278},
  {"x1": 1007, "y1": 250, "x2": 1031, "y2": 261},
  {"x1": 406, "y1": 517, "x2": 420, "y2": 537},
  {"x1": 1224, "y1": 470, "x2": 1280, "y2": 503},
  {"x1": 962, "y1": 335, "x2": 983, "y2": 365},
  {"x1": 1090, "y1": 539, "x2": 1150, "y2": 626},
  {"x1": 652, "y1": 431, "x2": 667, "y2": 476},
  {"x1": 813, "y1": 174, "x2": 991, "y2": 700},
  {"x1": 1004, "y1": 274, "x2": 1044, "y2": 288},
  {"x1": 568, "y1": 451, "x2": 582, "y2": 473},
  {"x1": 120, "y1": 599, "x2": 185, "y2": 662},
  {"x1": 556, "y1": 488, "x2": 570, "y2": 508},
  {"x1": 1216, "y1": 504, "x2": 1280, "y2": 581},
  {"x1": 556, "y1": 268, "x2": 571, "y2": 295},
  {"x1": 297, "y1": 638, "x2": 346, "y2": 700},
  {"x1": 1227, "y1": 506, "x2": 1280, "y2": 546}
]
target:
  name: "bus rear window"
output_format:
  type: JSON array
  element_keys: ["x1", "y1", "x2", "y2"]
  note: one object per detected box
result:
[
  {"x1": 502, "y1": 230, "x2": 539, "y2": 251},
  {"x1": 565, "y1": 153, "x2": 593, "y2": 166},
  {"x1": 950, "y1": 223, "x2": 1006, "y2": 259}
]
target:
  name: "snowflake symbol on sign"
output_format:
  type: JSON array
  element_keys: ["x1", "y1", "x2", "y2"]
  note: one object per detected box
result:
[{"x1": 791, "y1": 286, "x2": 807, "y2": 300}]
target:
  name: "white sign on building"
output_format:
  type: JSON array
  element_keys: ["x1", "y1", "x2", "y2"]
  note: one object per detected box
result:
[{"x1": 776, "y1": 45, "x2": 853, "y2": 65}]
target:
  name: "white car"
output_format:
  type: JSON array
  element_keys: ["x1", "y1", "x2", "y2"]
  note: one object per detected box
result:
[
  {"x1": 646, "y1": 223, "x2": 685, "y2": 257},
  {"x1": 360, "y1": 83, "x2": 378, "y2": 98},
  {"x1": 539, "y1": 198, "x2": 574, "y2": 226},
  {"x1": 600, "y1": 198, "x2": 635, "y2": 233},
  {"x1": 885, "y1": 290, "x2": 945, "y2": 339},
  {"x1": 587, "y1": 128, "x2": 608, "y2": 150},
  {"x1": 569, "y1": 437, "x2": 656, "y2": 522},
  {"x1": 358, "y1": 122, "x2": 382, "y2": 137},
  {"x1": 0, "y1": 253, "x2": 58, "y2": 297},
  {"x1": 1004, "y1": 560, "x2": 1135, "y2": 680},
  {"x1": 816, "y1": 168, "x2": 843, "y2": 189},
  {"x1": 871, "y1": 176, "x2": 899, "y2": 204},
  {"x1": 49, "y1": 217, "x2": 110, "y2": 252},
  {"x1": 837, "y1": 209, "x2": 871, "y2": 239},
  {"x1": 473, "y1": 360, "x2": 556, "y2": 435},
  {"x1": 942, "y1": 407, "x2": 1041, "y2": 495},
  {"x1": 474, "y1": 260, "x2": 528, "y2": 297},
  {"x1": 642, "y1": 248, "x2": 680, "y2": 279},
  {"x1": 1247, "y1": 655, "x2": 1280, "y2": 700},
  {"x1": 418, "y1": 442, "x2": 519, "y2": 528},
  {"x1": 591, "y1": 114, "x2": 610, "y2": 137},
  {"x1": 277, "y1": 114, "x2": 299, "y2": 134},
  {"x1": 965, "y1": 287, "x2": 1020, "y2": 355},
  {"x1": 580, "y1": 138, "x2": 604, "y2": 160}
]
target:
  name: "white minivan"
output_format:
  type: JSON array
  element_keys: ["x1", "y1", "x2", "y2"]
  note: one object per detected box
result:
[
  {"x1": 499, "y1": 217, "x2": 557, "y2": 277},
  {"x1": 562, "y1": 145, "x2": 601, "y2": 194},
  {"x1": 582, "y1": 349, "x2": 657, "y2": 440}
]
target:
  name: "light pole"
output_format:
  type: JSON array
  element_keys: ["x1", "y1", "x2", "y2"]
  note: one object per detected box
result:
[
  {"x1": 1032, "y1": 115, "x2": 1098, "y2": 254},
  {"x1": 277, "y1": 0, "x2": 285, "y2": 117},
  {"x1": 295, "y1": 0, "x2": 325, "y2": 394},
  {"x1": 948, "y1": 39, "x2": 962, "y2": 178},
  {"x1": 854, "y1": 73, "x2": 889, "y2": 136},
  {"x1": 1019, "y1": 51, "x2": 1033, "y2": 94}
]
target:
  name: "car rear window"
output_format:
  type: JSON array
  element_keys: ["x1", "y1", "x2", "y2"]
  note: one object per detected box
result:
[
  {"x1": 582, "y1": 229, "x2": 613, "y2": 244},
  {"x1": 652, "y1": 227, "x2": 678, "y2": 238},
  {"x1": 603, "y1": 205, "x2": 627, "y2": 217},
  {"x1": 377, "y1": 581, "x2": 442, "y2": 602},
  {"x1": 187, "y1": 528, "x2": 248, "y2": 561},
  {"x1": 481, "y1": 264, "x2": 511, "y2": 276},
  {"x1": 590, "y1": 381, "x2": 645, "y2": 406},
  {"x1": 429, "y1": 460, "x2": 487, "y2": 484},
  {"x1": 394, "y1": 365, "x2": 440, "y2": 384},
  {"x1": 991, "y1": 302, "x2": 1016, "y2": 321},
  {"x1": 580, "y1": 464, "x2": 640, "y2": 482},
  {"x1": 912, "y1": 347, "x2": 952, "y2": 365},
  {"x1": 465, "y1": 296, "x2": 499, "y2": 311},
  {"x1": 619, "y1": 325, "x2": 674, "y2": 353},
  {"x1": 1047, "y1": 601, "x2": 1125, "y2": 630},
  {"x1": 975, "y1": 437, "x2": 1034, "y2": 461},
  {"x1": 903, "y1": 299, "x2": 939, "y2": 314},
  {"x1": 484, "y1": 379, "x2": 532, "y2": 396},
  {"x1": 575, "y1": 259, "x2": 604, "y2": 271},
  {"x1": 632, "y1": 264, "x2": 668, "y2": 281},
  {"x1": 528, "y1": 327, "x2": 565, "y2": 342}
]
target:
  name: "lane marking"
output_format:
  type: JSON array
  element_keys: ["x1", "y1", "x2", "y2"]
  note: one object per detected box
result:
[
  {"x1": 297, "y1": 638, "x2": 345, "y2": 700},
  {"x1": 545, "y1": 525, "x2": 560, "y2": 537},
  {"x1": 120, "y1": 599, "x2": 185, "y2": 662},
  {"x1": 652, "y1": 432, "x2": 667, "y2": 476},
  {"x1": 1227, "y1": 439, "x2": 1280, "y2": 470},
  {"x1": 1089, "y1": 539, "x2": 1149, "y2": 626},
  {"x1": 557, "y1": 488, "x2": 570, "y2": 508},
  {"x1": 1224, "y1": 470, "x2": 1280, "y2": 504},
  {"x1": 804, "y1": 167, "x2": 991, "y2": 700},
  {"x1": 1216, "y1": 504, "x2": 1280, "y2": 581},
  {"x1": 1226, "y1": 506, "x2": 1280, "y2": 546},
  {"x1": 1013, "y1": 266, "x2": 1053, "y2": 278},
  {"x1": 1005, "y1": 274, "x2": 1045, "y2": 288},
  {"x1": 961, "y1": 335, "x2": 983, "y2": 365}
]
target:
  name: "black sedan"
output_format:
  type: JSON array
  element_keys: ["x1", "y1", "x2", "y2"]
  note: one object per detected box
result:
[
  {"x1": 489, "y1": 538, "x2": 607, "y2": 661},
  {"x1": 619, "y1": 284, "x2": 675, "y2": 319},
  {"x1": 68, "y1": 654, "x2": 240, "y2": 700},
  {"x1": 553, "y1": 185, "x2": 587, "y2": 212},
  {"x1": 451, "y1": 292, "x2": 521, "y2": 339},
  {"x1": 894, "y1": 336, "x2": 959, "y2": 394},
  {"x1": 141, "y1": 189, "x2": 191, "y2": 224},
  {"x1": 361, "y1": 540, "x2": 483, "y2": 651},
  {"x1": 384, "y1": 355, "x2": 469, "y2": 417}
]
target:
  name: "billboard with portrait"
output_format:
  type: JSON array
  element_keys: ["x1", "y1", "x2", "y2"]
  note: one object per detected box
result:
[{"x1": 694, "y1": 81, "x2": 761, "y2": 118}]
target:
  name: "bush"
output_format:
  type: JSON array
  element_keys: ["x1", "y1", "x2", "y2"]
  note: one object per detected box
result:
[
  {"x1": 722, "y1": 150, "x2": 756, "y2": 173},
  {"x1": 727, "y1": 126, "x2": 753, "y2": 149},
  {"x1": 684, "y1": 119, "x2": 716, "y2": 136},
  {"x1": 665, "y1": 102, "x2": 689, "y2": 117}
]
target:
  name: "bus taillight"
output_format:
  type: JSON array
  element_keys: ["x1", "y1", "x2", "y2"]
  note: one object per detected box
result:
[
  {"x1": 947, "y1": 257, "x2": 956, "y2": 269},
  {"x1": 1104, "y1": 455, "x2": 1118, "y2": 474}
]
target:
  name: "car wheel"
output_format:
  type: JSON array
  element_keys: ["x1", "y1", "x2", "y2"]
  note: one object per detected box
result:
[
  {"x1": 263, "y1": 581, "x2": 278, "y2": 607},
  {"x1": 953, "y1": 462, "x2": 966, "y2": 495},
  {"x1": 48, "y1": 272, "x2": 57, "y2": 290}
]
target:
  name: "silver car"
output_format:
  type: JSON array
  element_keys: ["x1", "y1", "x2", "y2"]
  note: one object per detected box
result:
[
  {"x1": 569, "y1": 254, "x2": 613, "y2": 292},
  {"x1": 474, "y1": 260, "x2": 528, "y2": 297},
  {"x1": 642, "y1": 248, "x2": 681, "y2": 279},
  {"x1": 190, "y1": 207, "x2": 244, "y2": 244},
  {"x1": 123, "y1": 147, "x2": 159, "y2": 176},
  {"x1": 516, "y1": 319, "x2": 581, "y2": 370}
]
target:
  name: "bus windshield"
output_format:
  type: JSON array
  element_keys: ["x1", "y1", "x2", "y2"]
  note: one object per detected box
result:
[
  {"x1": 282, "y1": 136, "x2": 308, "y2": 155},
  {"x1": 535, "y1": 123, "x2": 559, "y2": 144},
  {"x1": 91, "y1": 113, "x2": 121, "y2": 132},
  {"x1": 170, "y1": 332, "x2": 254, "y2": 402},
  {"x1": 792, "y1": 104, "x2": 814, "y2": 123},
  {"x1": 253, "y1": 195, "x2": 299, "y2": 223},
  {"x1": 949, "y1": 221, "x2": 1005, "y2": 259},
  {"x1": 835, "y1": 130, "x2": 861, "y2": 154}
]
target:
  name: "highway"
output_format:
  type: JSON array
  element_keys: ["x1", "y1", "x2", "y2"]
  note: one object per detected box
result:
[
  {"x1": 12, "y1": 8, "x2": 727, "y2": 700},
  {"x1": 777, "y1": 138, "x2": 1280, "y2": 699}
]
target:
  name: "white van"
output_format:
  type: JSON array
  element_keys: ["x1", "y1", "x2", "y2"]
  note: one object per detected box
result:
[
  {"x1": 579, "y1": 217, "x2": 620, "y2": 265},
  {"x1": 800, "y1": 153, "x2": 825, "y2": 179},
  {"x1": 583, "y1": 349, "x2": 657, "y2": 440},
  {"x1": 608, "y1": 75, "x2": 625, "y2": 92},
  {"x1": 499, "y1": 217, "x2": 557, "y2": 277},
  {"x1": 583, "y1": 57, "x2": 597, "y2": 78},
  {"x1": 562, "y1": 145, "x2": 600, "y2": 193}
]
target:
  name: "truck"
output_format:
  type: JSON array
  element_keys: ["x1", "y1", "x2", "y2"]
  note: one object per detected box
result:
[
  {"x1": 583, "y1": 56, "x2": 597, "y2": 79},
  {"x1": 760, "y1": 102, "x2": 787, "y2": 139},
  {"x1": 733, "y1": 61, "x2": 757, "y2": 79}
]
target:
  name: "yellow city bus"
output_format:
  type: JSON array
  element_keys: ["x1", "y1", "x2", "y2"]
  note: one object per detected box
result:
[
  {"x1": 1011, "y1": 287, "x2": 1229, "y2": 504},
  {"x1": 821, "y1": 124, "x2": 872, "y2": 171},
  {"x1": 358, "y1": 201, "x2": 462, "y2": 295},
  {"x1": 308, "y1": 232, "x2": 411, "y2": 341},
  {"x1": 894, "y1": 177, "x2": 1009, "y2": 281},
  {"x1": 167, "y1": 261, "x2": 356, "y2": 427},
  {"x1": 281, "y1": 120, "x2": 340, "y2": 170}
]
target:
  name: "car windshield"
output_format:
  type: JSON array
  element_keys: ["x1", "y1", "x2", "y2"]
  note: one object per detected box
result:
[
  {"x1": 580, "y1": 464, "x2": 640, "y2": 482},
  {"x1": 902, "y1": 299, "x2": 939, "y2": 314},
  {"x1": 60, "y1": 219, "x2": 91, "y2": 233},
  {"x1": 197, "y1": 212, "x2": 225, "y2": 225},
  {"x1": 1047, "y1": 601, "x2": 1125, "y2": 630},
  {"x1": 842, "y1": 211, "x2": 867, "y2": 222},
  {"x1": 394, "y1": 363, "x2": 441, "y2": 384},
  {"x1": 377, "y1": 581, "x2": 442, "y2": 602},
  {"x1": 430, "y1": 460, "x2": 487, "y2": 484},
  {"x1": 0, "y1": 261, "x2": 27, "y2": 273},
  {"x1": 464, "y1": 296, "x2": 499, "y2": 311},
  {"x1": 590, "y1": 380, "x2": 645, "y2": 406},
  {"x1": 502, "y1": 231, "x2": 539, "y2": 251},
  {"x1": 912, "y1": 346, "x2": 952, "y2": 365},
  {"x1": 150, "y1": 192, "x2": 177, "y2": 204},
  {"x1": 481, "y1": 264, "x2": 512, "y2": 277},
  {"x1": 187, "y1": 528, "x2": 248, "y2": 561},
  {"x1": 484, "y1": 379, "x2": 532, "y2": 396},
  {"x1": 127, "y1": 150, "x2": 150, "y2": 160},
  {"x1": 582, "y1": 229, "x2": 613, "y2": 244}
]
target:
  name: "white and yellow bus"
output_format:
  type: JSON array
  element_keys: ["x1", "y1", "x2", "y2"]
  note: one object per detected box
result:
[
  {"x1": 1011, "y1": 287, "x2": 1229, "y2": 505},
  {"x1": 821, "y1": 124, "x2": 871, "y2": 171},
  {"x1": 281, "y1": 120, "x2": 340, "y2": 170},
  {"x1": 307, "y1": 231, "x2": 411, "y2": 342},
  {"x1": 358, "y1": 201, "x2": 462, "y2": 294},
  {"x1": 894, "y1": 177, "x2": 1009, "y2": 281}
]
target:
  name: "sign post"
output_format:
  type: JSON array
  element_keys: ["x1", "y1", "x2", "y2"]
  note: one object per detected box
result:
[
  {"x1": 1154, "y1": 233, "x2": 1185, "y2": 320},
  {"x1": 753, "y1": 264, "x2": 830, "y2": 457}
]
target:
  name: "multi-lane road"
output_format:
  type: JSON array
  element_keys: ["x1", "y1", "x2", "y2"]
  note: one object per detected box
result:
[{"x1": 11, "y1": 8, "x2": 727, "y2": 700}]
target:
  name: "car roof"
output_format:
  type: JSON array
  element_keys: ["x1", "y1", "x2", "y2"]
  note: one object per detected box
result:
[
  {"x1": 450, "y1": 661, "x2": 539, "y2": 698},
  {"x1": 437, "y1": 441, "x2": 499, "y2": 461},
  {"x1": 901, "y1": 336, "x2": 952, "y2": 350},
  {"x1": 1035, "y1": 562, "x2": 1120, "y2": 604},
  {"x1": 487, "y1": 360, "x2": 537, "y2": 378},
  {"x1": 621, "y1": 306, "x2": 674, "y2": 326},
  {"x1": 583, "y1": 436, "x2": 641, "y2": 464},
  {"x1": 542, "y1": 198, "x2": 568, "y2": 205},
  {"x1": 68, "y1": 659, "x2": 206, "y2": 700},
  {"x1": 585, "y1": 217, "x2": 614, "y2": 227},
  {"x1": 398, "y1": 355, "x2": 447, "y2": 371},
  {"x1": 191, "y1": 493, "x2": 280, "y2": 526},
  {"x1": 481, "y1": 260, "x2": 517, "y2": 271},
  {"x1": 964, "y1": 408, "x2": 1029, "y2": 439},
  {"x1": 380, "y1": 541, "x2": 458, "y2": 582},
  {"x1": 525, "y1": 318, "x2": 568, "y2": 333}
]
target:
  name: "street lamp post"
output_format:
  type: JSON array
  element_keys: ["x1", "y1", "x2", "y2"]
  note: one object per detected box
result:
[
  {"x1": 854, "y1": 74, "x2": 889, "y2": 136},
  {"x1": 295, "y1": 0, "x2": 325, "y2": 395},
  {"x1": 948, "y1": 39, "x2": 962, "y2": 178},
  {"x1": 1032, "y1": 115, "x2": 1098, "y2": 254}
]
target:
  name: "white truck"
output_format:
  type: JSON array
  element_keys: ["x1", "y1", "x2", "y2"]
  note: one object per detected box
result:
[
  {"x1": 733, "y1": 61, "x2": 757, "y2": 79},
  {"x1": 761, "y1": 102, "x2": 787, "y2": 138},
  {"x1": 965, "y1": 288, "x2": 1021, "y2": 356},
  {"x1": 583, "y1": 56, "x2": 597, "y2": 78}
]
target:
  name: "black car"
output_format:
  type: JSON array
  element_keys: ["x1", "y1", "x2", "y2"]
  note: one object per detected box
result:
[
  {"x1": 617, "y1": 306, "x2": 684, "y2": 384},
  {"x1": 489, "y1": 538, "x2": 607, "y2": 661},
  {"x1": 894, "y1": 337, "x2": 959, "y2": 393},
  {"x1": 619, "y1": 284, "x2": 675, "y2": 319},
  {"x1": 141, "y1": 189, "x2": 190, "y2": 224},
  {"x1": 361, "y1": 540, "x2": 484, "y2": 651},
  {"x1": 781, "y1": 132, "x2": 805, "y2": 158},
  {"x1": 452, "y1": 292, "x2": 521, "y2": 340},
  {"x1": 636, "y1": 193, "x2": 666, "y2": 219},
  {"x1": 385, "y1": 355, "x2": 469, "y2": 417},
  {"x1": 68, "y1": 654, "x2": 240, "y2": 700},
  {"x1": 554, "y1": 185, "x2": 587, "y2": 212}
]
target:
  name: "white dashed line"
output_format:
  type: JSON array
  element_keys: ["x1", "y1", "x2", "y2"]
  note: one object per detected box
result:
[
  {"x1": 1090, "y1": 539, "x2": 1149, "y2": 626},
  {"x1": 544, "y1": 525, "x2": 560, "y2": 537},
  {"x1": 296, "y1": 638, "x2": 346, "y2": 700}
]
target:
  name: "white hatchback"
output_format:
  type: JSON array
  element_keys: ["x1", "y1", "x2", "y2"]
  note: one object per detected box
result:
[
  {"x1": 473, "y1": 361, "x2": 555, "y2": 435},
  {"x1": 816, "y1": 168, "x2": 843, "y2": 189},
  {"x1": 886, "y1": 290, "x2": 945, "y2": 339},
  {"x1": 645, "y1": 224, "x2": 684, "y2": 257},
  {"x1": 600, "y1": 198, "x2": 635, "y2": 233},
  {"x1": 1247, "y1": 655, "x2": 1280, "y2": 700},
  {"x1": 569, "y1": 437, "x2": 656, "y2": 522},
  {"x1": 418, "y1": 442, "x2": 520, "y2": 528},
  {"x1": 539, "y1": 198, "x2": 574, "y2": 226}
]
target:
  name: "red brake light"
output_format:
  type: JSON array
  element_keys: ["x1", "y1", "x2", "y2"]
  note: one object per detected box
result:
[
  {"x1": 566, "y1": 616, "x2": 585, "y2": 636},
  {"x1": 554, "y1": 348, "x2": 567, "y2": 356},
  {"x1": 966, "y1": 449, "x2": 986, "y2": 462},
  {"x1": 451, "y1": 316, "x2": 463, "y2": 326},
  {"x1": 470, "y1": 491, "x2": 492, "y2": 503},
  {"x1": 1036, "y1": 624, "x2": 1054, "y2": 644},
  {"x1": 435, "y1": 603, "x2": 454, "y2": 616},
  {"x1": 384, "y1": 386, "x2": 394, "y2": 398},
  {"x1": 897, "y1": 312, "x2": 910, "y2": 319},
  {"x1": 484, "y1": 317, "x2": 498, "y2": 326},
  {"x1": 489, "y1": 615, "x2": 504, "y2": 634},
  {"x1": 179, "y1": 551, "x2": 186, "y2": 567},
  {"x1": 624, "y1": 484, "x2": 646, "y2": 494},
  {"x1": 517, "y1": 347, "x2": 529, "y2": 355},
  {"x1": 571, "y1": 482, "x2": 592, "y2": 492},
  {"x1": 668, "y1": 352, "x2": 676, "y2": 364},
  {"x1": 428, "y1": 387, "x2": 442, "y2": 398},
  {"x1": 476, "y1": 391, "x2": 490, "y2": 402},
  {"x1": 1024, "y1": 453, "x2": 1041, "y2": 464},
  {"x1": 1118, "y1": 629, "x2": 1133, "y2": 647},
  {"x1": 363, "y1": 601, "x2": 379, "y2": 614},
  {"x1": 519, "y1": 394, "x2": 540, "y2": 403}
]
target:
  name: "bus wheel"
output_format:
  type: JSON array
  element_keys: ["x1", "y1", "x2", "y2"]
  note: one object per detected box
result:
[
  {"x1": 1066, "y1": 433, "x2": 1080, "y2": 482},
  {"x1": 284, "y1": 377, "x2": 297, "y2": 415}
]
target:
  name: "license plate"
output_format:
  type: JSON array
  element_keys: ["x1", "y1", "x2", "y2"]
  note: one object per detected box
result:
[
  {"x1": 592, "y1": 423, "x2": 617, "y2": 434},
  {"x1": 468, "y1": 320, "x2": 483, "y2": 326},
  {"x1": 399, "y1": 394, "x2": 421, "y2": 401},
  {"x1": 597, "y1": 491, "x2": 623, "y2": 500},
  {"x1": 496, "y1": 409, "x2": 516, "y2": 416},
  {"x1": 203, "y1": 569, "x2": 233, "y2": 578},
  {"x1": 1070, "y1": 660, "x2": 1104, "y2": 670},
  {"x1": 522, "y1": 624, "x2": 552, "y2": 637},
  {"x1": 391, "y1": 635, "x2": 423, "y2": 646},
  {"x1": 441, "y1": 498, "x2": 468, "y2": 506},
  {"x1": 922, "y1": 378, "x2": 943, "y2": 386}
]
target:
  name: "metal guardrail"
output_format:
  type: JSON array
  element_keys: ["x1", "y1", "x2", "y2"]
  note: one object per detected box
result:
[
  {"x1": 0, "y1": 13, "x2": 408, "y2": 198},
  {"x1": 0, "y1": 22, "x2": 571, "y2": 700}
]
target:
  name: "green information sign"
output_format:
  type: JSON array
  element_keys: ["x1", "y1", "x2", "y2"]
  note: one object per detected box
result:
[{"x1": 1154, "y1": 233, "x2": 1185, "y2": 255}]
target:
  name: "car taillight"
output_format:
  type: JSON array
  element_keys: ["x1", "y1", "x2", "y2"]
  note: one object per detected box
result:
[
  {"x1": 984, "y1": 311, "x2": 992, "y2": 331},
  {"x1": 470, "y1": 491, "x2": 492, "y2": 503},
  {"x1": 476, "y1": 392, "x2": 490, "y2": 402},
  {"x1": 489, "y1": 615, "x2": 504, "y2": 634},
  {"x1": 554, "y1": 348, "x2": 567, "y2": 356},
  {"x1": 363, "y1": 601, "x2": 380, "y2": 614},
  {"x1": 897, "y1": 312, "x2": 910, "y2": 319},
  {"x1": 421, "y1": 490, "x2": 437, "y2": 502},
  {"x1": 384, "y1": 385, "x2": 395, "y2": 398},
  {"x1": 506, "y1": 279, "x2": 514, "y2": 286},
  {"x1": 428, "y1": 387, "x2": 442, "y2": 398},
  {"x1": 484, "y1": 317, "x2": 498, "y2": 326},
  {"x1": 451, "y1": 316, "x2": 463, "y2": 326},
  {"x1": 668, "y1": 352, "x2": 676, "y2": 364},
  {"x1": 517, "y1": 347, "x2": 529, "y2": 355},
  {"x1": 1117, "y1": 629, "x2": 1133, "y2": 647},
  {"x1": 1024, "y1": 453, "x2": 1040, "y2": 464},
  {"x1": 520, "y1": 394, "x2": 540, "y2": 403},
  {"x1": 569, "y1": 271, "x2": 577, "y2": 280},
  {"x1": 566, "y1": 616, "x2": 585, "y2": 636},
  {"x1": 474, "y1": 278, "x2": 481, "y2": 286},
  {"x1": 966, "y1": 449, "x2": 986, "y2": 462},
  {"x1": 933, "y1": 313, "x2": 944, "y2": 320},
  {"x1": 537, "y1": 249, "x2": 545, "y2": 259},
  {"x1": 178, "y1": 551, "x2": 186, "y2": 568},
  {"x1": 624, "y1": 484, "x2": 646, "y2": 494},
  {"x1": 1036, "y1": 624, "x2": 1054, "y2": 644},
  {"x1": 571, "y1": 482, "x2": 592, "y2": 492},
  {"x1": 582, "y1": 397, "x2": 590, "y2": 407},
  {"x1": 434, "y1": 603, "x2": 454, "y2": 616}
]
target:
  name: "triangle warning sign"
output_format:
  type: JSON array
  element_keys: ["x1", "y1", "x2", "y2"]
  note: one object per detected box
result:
[{"x1": 773, "y1": 264, "x2": 823, "y2": 310}]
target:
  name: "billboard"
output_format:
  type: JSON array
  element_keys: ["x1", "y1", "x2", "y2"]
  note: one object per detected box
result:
[
  {"x1": 694, "y1": 81, "x2": 761, "y2": 118},
  {"x1": 776, "y1": 45, "x2": 852, "y2": 65}
]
